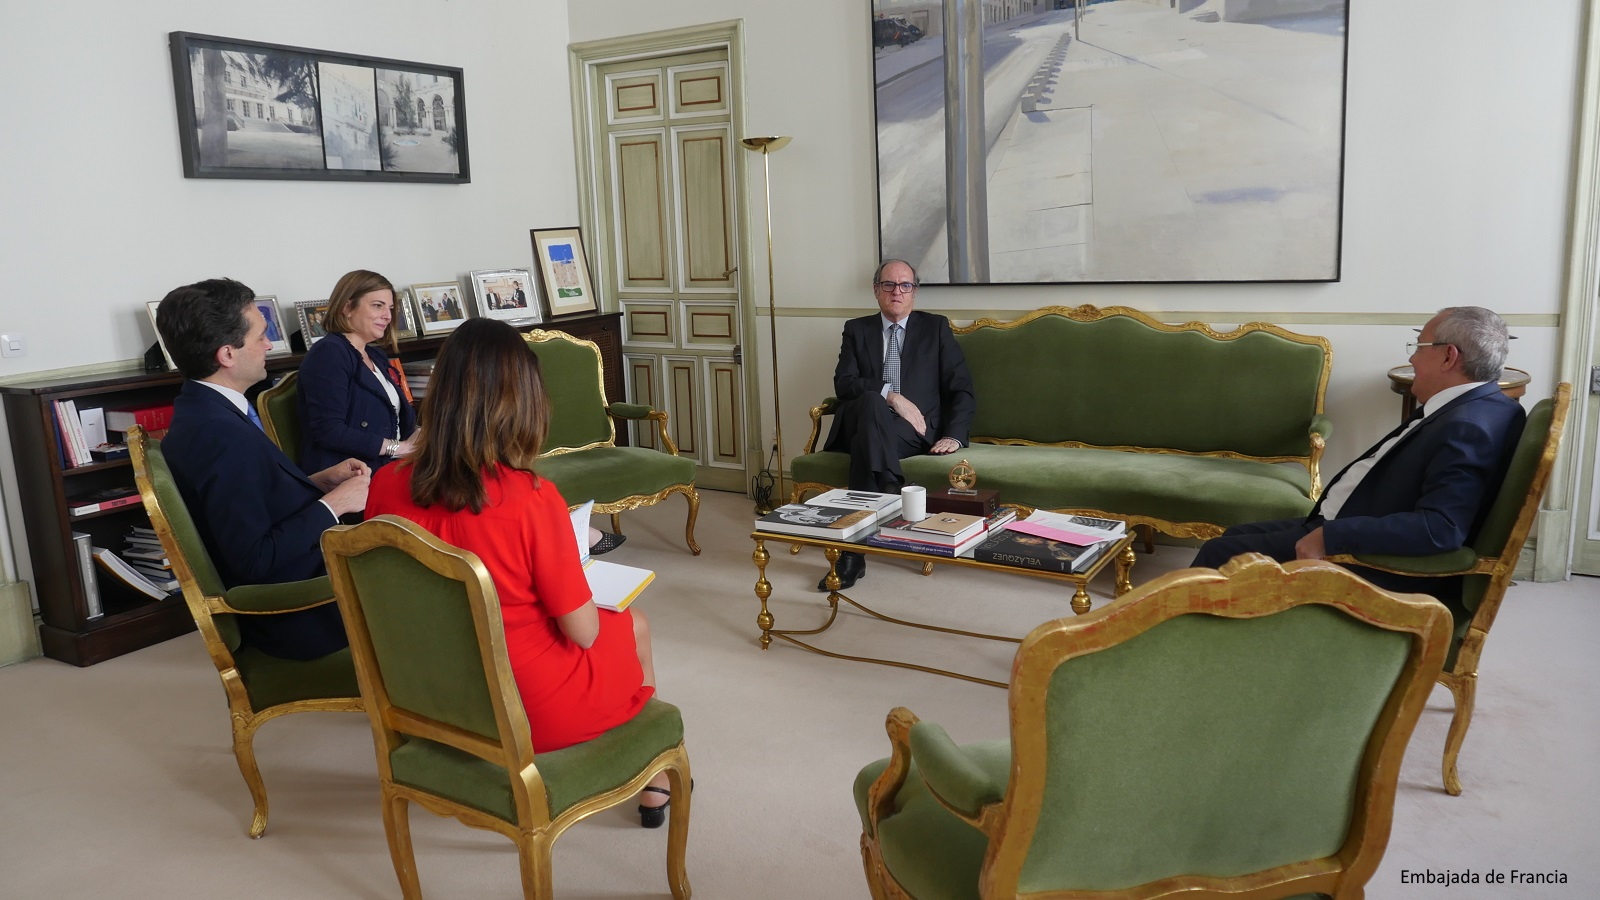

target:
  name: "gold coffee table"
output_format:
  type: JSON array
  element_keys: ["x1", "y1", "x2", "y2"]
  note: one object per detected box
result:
[{"x1": 750, "y1": 528, "x2": 1136, "y2": 687}]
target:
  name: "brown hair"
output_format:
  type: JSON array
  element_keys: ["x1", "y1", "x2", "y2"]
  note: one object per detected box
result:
[
  {"x1": 406, "y1": 318, "x2": 550, "y2": 513},
  {"x1": 321, "y1": 269, "x2": 398, "y2": 346}
]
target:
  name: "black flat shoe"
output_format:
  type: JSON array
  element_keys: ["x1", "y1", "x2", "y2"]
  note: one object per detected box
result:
[
  {"x1": 638, "y1": 778, "x2": 692, "y2": 829},
  {"x1": 816, "y1": 552, "x2": 865, "y2": 592},
  {"x1": 591, "y1": 532, "x2": 627, "y2": 555}
]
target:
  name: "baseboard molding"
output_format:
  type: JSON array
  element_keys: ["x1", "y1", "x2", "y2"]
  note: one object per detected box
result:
[{"x1": 0, "y1": 581, "x2": 40, "y2": 667}]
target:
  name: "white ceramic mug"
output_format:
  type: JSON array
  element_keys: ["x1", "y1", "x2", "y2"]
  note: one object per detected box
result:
[{"x1": 901, "y1": 485, "x2": 927, "y2": 521}]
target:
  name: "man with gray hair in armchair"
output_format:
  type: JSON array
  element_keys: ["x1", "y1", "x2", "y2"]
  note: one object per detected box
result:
[{"x1": 1191, "y1": 306, "x2": 1525, "y2": 602}]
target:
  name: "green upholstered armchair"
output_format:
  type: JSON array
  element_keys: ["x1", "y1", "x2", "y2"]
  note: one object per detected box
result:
[
  {"x1": 321, "y1": 515, "x2": 692, "y2": 899},
  {"x1": 256, "y1": 370, "x2": 302, "y2": 463},
  {"x1": 129, "y1": 426, "x2": 362, "y2": 839},
  {"x1": 1328, "y1": 382, "x2": 1571, "y2": 796},
  {"x1": 523, "y1": 330, "x2": 701, "y2": 555},
  {"x1": 854, "y1": 554, "x2": 1451, "y2": 900}
]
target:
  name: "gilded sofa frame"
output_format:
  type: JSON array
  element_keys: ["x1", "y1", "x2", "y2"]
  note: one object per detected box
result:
[{"x1": 796, "y1": 305, "x2": 1332, "y2": 542}]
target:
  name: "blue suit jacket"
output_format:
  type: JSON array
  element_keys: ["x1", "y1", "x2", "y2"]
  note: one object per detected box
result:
[
  {"x1": 1316, "y1": 382, "x2": 1526, "y2": 557},
  {"x1": 164, "y1": 381, "x2": 334, "y2": 587},
  {"x1": 824, "y1": 310, "x2": 976, "y2": 449},
  {"x1": 296, "y1": 334, "x2": 416, "y2": 474}
]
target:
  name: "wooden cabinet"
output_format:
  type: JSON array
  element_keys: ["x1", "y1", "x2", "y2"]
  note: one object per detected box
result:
[{"x1": 1, "y1": 312, "x2": 626, "y2": 665}]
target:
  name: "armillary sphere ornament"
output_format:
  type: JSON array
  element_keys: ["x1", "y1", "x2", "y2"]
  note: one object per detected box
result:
[{"x1": 948, "y1": 459, "x2": 978, "y2": 495}]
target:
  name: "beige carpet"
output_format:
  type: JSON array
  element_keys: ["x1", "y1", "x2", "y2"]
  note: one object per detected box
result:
[{"x1": 1, "y1": 488, "x2": 1596, "y2": 898}]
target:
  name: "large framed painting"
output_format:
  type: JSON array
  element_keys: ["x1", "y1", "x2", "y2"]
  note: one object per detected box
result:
[
  {"x1": 870, "y1": 1, "x2": 1348, "y2": 283},
  {"x1": 169, "y1": 32, "x2": 469, "y2": 183}
]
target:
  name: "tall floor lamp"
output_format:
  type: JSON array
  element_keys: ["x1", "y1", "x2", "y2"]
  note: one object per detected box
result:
[{"x1": 741, "y1": 135, "x2": 791, "y2": 514}]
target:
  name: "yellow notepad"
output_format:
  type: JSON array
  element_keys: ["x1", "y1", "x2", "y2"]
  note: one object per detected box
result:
[{"x1": 583, "y1": 558, "x2": 655, "y2": 612}]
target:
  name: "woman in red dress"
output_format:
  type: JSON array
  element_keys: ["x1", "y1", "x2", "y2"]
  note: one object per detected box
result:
[{"x1": 365, "y1": 318, "x2": 674, "y2": 827}]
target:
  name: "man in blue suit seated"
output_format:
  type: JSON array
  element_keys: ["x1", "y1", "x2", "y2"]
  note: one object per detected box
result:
[
  {"x1": 1192, "y1": 306, "x2": 1525, "y2": 601},
  {"x1": 156, "y1": 278, "x2": 371, "y2": 660}
]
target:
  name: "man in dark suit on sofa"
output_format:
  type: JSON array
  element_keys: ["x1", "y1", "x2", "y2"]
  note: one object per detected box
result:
[
  {"x1": 1191, "y1": 306, "x2": 1525, "y2": 601},
  {"x1": 156, "y1": 278, "x2": 371, "y2": 660},
  {"x1": 818, "y1": 259, "x2": 976, "y2": 590}
]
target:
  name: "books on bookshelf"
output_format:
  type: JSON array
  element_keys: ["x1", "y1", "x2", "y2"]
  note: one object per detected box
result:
[
  {"x1": 68, "y1": 488, "x2": 142, "y2": 517},
  {"x1": 754, "y1": 504, "x2": 876, "y2": 541},
  {"x1": 71, "y1": 532, "x2": 104, "y2": 619},
  {"x1": 970, "y1": 528, "x2": 1115, "y2": 574},
  {"x1": 106, "y1": 403, "x2": 174, "y2": 434},
  {"x1": 91, "y1": 547, "x2": 174, "y2": 601},
  {"x1": 804, "y1": 489, "x2": 902, "y2": 523}
]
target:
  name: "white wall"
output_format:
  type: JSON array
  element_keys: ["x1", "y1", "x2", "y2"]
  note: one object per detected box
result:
[
  {"x1": 570, "y1": 0, "x2": 1581, "y2": 475},
  {"x1": 0, "y1": 0, "x2": 580, "y2": 585}
]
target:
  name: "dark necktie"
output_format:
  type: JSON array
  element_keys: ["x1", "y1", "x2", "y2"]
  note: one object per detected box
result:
[
  {"x1": 883, "y1": 323, "x2": 902, "y2": 394},
  {"x1": 1313, "y1": 408, "x2": 1424, "y2": 518}
]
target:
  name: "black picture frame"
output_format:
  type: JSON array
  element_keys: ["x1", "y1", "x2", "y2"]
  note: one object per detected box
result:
[{"x1": 169, "y1": 31, "x2": 470, "y2": 183}]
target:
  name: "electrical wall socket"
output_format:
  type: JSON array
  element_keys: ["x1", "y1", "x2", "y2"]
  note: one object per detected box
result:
[{"x1": 0, "y1": 334, "x2": 26, "y2": 358}]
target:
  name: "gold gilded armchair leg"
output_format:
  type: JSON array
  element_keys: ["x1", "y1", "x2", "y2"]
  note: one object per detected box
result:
[
  {"x1": 683, "y1": 487, "x2": 702, "y2": 556},
  {"x1": 516, "y1": 833, "x2": 556, "y2": 900},
  {"x1": 1441, "y1": 671, "x2": 1477, "y2": 796},
  {"x1": 665, "y1": 759, "x2": 693, "y2": 899},
  {"x1": 610, "y1": 512, "x2": 622, "y2": 535},
  {"x1": 231, "y1": 714, "x2": 270, "y2": 838},
  {"x1": 382, "y1": 791, "x2": 423, "y2": 899}
]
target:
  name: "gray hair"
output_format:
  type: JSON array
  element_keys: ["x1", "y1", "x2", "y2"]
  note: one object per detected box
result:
[
  {"x1": 1433, "y1": 306, "x2": 1510, "y2": 382},
  {"x1": 873, "y1": 259, "x2": 919, "y2": 285}
]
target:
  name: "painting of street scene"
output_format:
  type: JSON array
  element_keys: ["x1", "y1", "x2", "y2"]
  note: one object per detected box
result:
[
  {"x1": 376, "y1": 69, "x2": 461, "y2": 175},
  {"x1": 319, "y1": 62, "x2": 381, "y2": 171},
  {"x1": 873, "y1": 0, "x2": 1348, "y2": 283},
  {"x1": 187, "y1": 46, "x2": 322, "y2": 169}
]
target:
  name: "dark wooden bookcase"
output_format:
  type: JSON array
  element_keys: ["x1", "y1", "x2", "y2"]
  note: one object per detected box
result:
[{"x1": 1, "y1": 312, "x2": 623, "y2": 666}]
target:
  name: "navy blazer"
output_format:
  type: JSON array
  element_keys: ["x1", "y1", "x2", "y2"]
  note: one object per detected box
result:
[
  {"x1": 1316, "y1": 382, "x2": 1526, "y2": 557},
  {"x1": 296, "y1": 334, "x2": 416, "y2": 474},
  {"x1": 825, "y1": 310, "x2": 976, "y2": 448},
  {"x1": 163, "y1": 381, "x2": 335, "y2": 587}
]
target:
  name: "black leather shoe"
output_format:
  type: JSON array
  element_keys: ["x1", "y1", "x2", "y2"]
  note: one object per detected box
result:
[
  {"x1": 590, "y1": 532, "x2": 626, "y2": 555},
  {"x1": 816, "y1": 552, "x2": 866, "y2": 592}
]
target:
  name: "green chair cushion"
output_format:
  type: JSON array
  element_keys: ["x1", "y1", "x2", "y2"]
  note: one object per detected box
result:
[
  {"x1": 792, "y1": 444, "x2": 1313, "y2": 529},
  {"x1": 225, "y1": 575, "x2": 336, "y2": 613},
  {"x1": 853, "y1": 741, "x2": 1010, "y2": 900},
  {"x1": 390, "y1": 698, "x2": 685, "y2": 821},
  {"x1": 234, "y1": 645, "x2": 360, "y2": 710},
  {"x1": 536, "y1": 447, "x2": 694, "y2": 507}
]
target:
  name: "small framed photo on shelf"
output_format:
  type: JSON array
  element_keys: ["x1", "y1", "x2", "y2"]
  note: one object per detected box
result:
[
  {"x1": 530, "y1": 227, "x2": 599, "y2": 319},
  {"x1": 469, "y1": 268, "x2": 542, "y2": 326},
  {"x1": 295, "y1": 299, "x2": 332, "y2": 346},
  {"x1": 144, "y1": 301, "x2": 177, "y2": 371},
  {"x1": 410, "y1": 281, "x2": 470, "y2": 335},
  {"x1": 254, "y1": 295, "x2": 292, "y2": 356},
  {"x1": 391, "y1": 288, "x2": 419, "y2": 341}
]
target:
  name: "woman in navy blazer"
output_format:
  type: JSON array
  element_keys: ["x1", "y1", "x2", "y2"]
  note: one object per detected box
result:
[{"x1": 297, "y1": 270, "x2": 419, "y2": 474}]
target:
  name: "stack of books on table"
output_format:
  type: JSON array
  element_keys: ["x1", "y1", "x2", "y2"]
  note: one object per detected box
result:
[
  {"x1": 755, "y1": 503, "x2": 877, "y2": 541},
  {"x1": 866, "y1": 507, "x2": 1018, "y2": 557},
  {"x1": 803, "y1": 488, "x2": 902, "y2": 523},
  {"x1": 970, "y1": 511, "x2": 1127, "y2": 574}
]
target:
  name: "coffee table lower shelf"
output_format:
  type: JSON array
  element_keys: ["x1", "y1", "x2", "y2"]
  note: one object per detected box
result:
[{"x1": 750, "y1": 532, "x2": 1136, "y2": 687}]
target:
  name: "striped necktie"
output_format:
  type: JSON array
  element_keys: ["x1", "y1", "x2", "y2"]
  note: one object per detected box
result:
[{"x1": 883, "y1": 323, "x2": 902, "y2": 394}]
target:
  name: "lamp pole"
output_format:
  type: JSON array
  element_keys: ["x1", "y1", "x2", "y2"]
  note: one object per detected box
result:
[{"x1": 740, "y1": 136, "x2": 792, "y2": 513}]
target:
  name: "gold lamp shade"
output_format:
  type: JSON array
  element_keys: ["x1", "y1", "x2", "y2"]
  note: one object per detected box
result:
[{"x1": 740, "y1": 136, "x2": 792, "y2": 153}]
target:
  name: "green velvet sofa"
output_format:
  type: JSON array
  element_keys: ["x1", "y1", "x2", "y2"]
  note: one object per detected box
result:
[{"x1": 790, "y1": 305, "x2": 1333, "y2": 540}]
